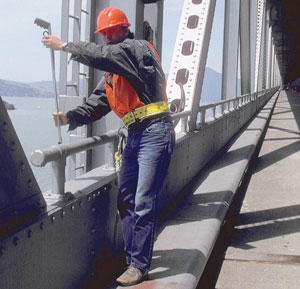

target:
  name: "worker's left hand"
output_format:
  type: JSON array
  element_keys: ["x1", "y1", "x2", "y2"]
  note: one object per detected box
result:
[{"x1": 42, "y1": 35, "x2": 63, "y2": 50}]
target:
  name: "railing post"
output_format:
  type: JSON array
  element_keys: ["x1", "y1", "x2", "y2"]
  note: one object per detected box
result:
[
  {"x1": 107, "y1": 137, "x2": 119, "y2": 169},
  {"x1": 201, "y1": 109, "x2": 206, "y2": 125},
  {"x1": 213, "y1": 106, "x2": 216, "y2": 119},
  {"x1": 51, "y1": 157, "x2": 66, "y2": 196},
  {"x1": 181, "y1": 116, "x2": 188, "y2": 132}
]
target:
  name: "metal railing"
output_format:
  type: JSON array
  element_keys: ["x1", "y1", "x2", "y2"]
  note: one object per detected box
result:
[
  {"x1": 30, "y1": 88, "x2": 276, "y2": 199},
  {"x1": 198, "y1": 90, "x2": 267, "y2": 125},
  {"x1": 30, "y1": 130, "x2": 119, "y2": 199}
]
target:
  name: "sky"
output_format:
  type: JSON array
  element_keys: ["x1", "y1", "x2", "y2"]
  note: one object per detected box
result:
[{"x1": 0, "y1": 0, "x2": 224, "y2": 83}]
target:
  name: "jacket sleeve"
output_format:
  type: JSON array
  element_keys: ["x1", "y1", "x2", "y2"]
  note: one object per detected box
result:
[
  {"x1": 66, "y1": 41, "x2": 142, "y2": 79},
  {"x1": 66, "y1": 76, "x2": 111, "y2": 131},
  {"x1": 66, "y1": 39, "x2": 167, "y2": 104}
]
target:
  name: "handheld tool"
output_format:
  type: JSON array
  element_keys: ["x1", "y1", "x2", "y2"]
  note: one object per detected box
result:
[{"x1": 34, "y1": 18, "x2": 63, "y2": 144}]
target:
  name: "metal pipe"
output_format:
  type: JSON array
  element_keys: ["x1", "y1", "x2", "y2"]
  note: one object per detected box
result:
[
  {"x1": 51, "y1": 157, "x2": 66, "y2": 195},
  {"x1": 30, "y1": 88, "x2": 276, "y2": 197},
  {"x1": 31, "y1": 129, "x2": 119, "y2": 167}
]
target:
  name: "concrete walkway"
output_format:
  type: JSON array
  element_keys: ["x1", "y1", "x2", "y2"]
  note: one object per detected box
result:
[{"x1": 216, "y1": 90, "x2": 300, "y2": 289}]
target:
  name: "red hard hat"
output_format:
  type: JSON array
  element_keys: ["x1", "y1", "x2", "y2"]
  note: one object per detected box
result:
[{"x1": 94, "y1": 7, "x2": 131, "y2": 34}]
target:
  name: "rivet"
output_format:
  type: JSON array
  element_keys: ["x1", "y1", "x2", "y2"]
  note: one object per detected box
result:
[
  {"x1": 61, "y1": 210, "x2": 66, "y2": 218},
  {"x1": 40, "y1": 222, "x2": 44, "y2": 230},
  {"x1": 0, "y1": 247, "x2": 4, "y2": 255},
  {"x1": 51, "y1": 216, "x2": 55, "y2": 223},
  {"x1": 20, "y1": 161, "x2": 25, "y2": 171},
  {"x1": 87, "y1": 196, "x2": 92, "y2": 201},
  {"x1": 2, "y1": 122, "x2": 8, "y2": 132},
  {"x1": 91, "y1": 250, "x2": 95, "y2": 255},
  {"x1": 91, "y1": 227, "x2": 96, "y2": 234},
  {"x1": 96, "y1": 191, "x2": 100, "y2": 197},
  {"x1": 27, "y1": 180, "x2": 32, "y2": 188},
  {"x1": 27, "y1": 230, "x2": 33, "y2": 238},
  {"x1": 71, "y1": 205, "x2": 75, "y2": 212},
  {"x1": 92, "y1": 207, "x2": 96, "y2": 212},
  {"x1": 10, "y1": 141, "x2": 16, "y2": 151},
  {"x1": 13, "y1": 237, "x2": 19, "y2": 246},
  {"x1": 92, "y1": 193, "x2": 96, "y2": 199}
]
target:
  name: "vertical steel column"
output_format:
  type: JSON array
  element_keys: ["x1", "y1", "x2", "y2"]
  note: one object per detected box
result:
[
  {"x1": 254, "y1": 0, "x2": 265, "y2": 92},
  {"x1": 166, "y1": 0, "x2": 216, "y2": 132},
  {"x1": 221, "y1": 0, "x2": 240, "y2": 100},
  {"x1": 250, "y1": 0, "x2": 257, "y2": 92},
  {"x1": 144, "y1": 1, "x2": 164, "y2": 55},
  {"x1": 266, "y1": 20, "x2": 273, "y2": 89},
  {"x1": 156, "y1": 0, "x2": 164, "y2": 57},
  {"x1": 59, "y1": 0, "x2": 70, "y2": 96},
  {"x1": 262, "y1": 5, "x2": 269, "y2": 90},
  {"x1": 239, "y1": 0, "x2": 251, "y2": 95},
  {"x1": 271, "y1": 43, "x2": 275, "y2": 87},
  {"x1": 71, "y1": 0, "x2": 82, "y2": 97},
  {"x1": 274, "y1": 55, "x2": 280, "y2": 86}
]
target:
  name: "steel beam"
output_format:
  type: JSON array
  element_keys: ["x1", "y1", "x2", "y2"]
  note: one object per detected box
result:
[
  {"x1": 266, "y1": 23, "x2": 273, "y2": 89},
  {"x1": 254, "y1": 0, "x2": 266, "y2": 92},
  {"x1": 166, "y1": 0, "x2": 216, "y2": 132},
  {"x1": 221, "y1": 0, "x2": 240, "y2": 100},
  {"x1": 0, "y1": 97, "x2": 46, "y2": 237},
  {"x1": 239, "y1": 0, "x2": 251, "y2": 95}
]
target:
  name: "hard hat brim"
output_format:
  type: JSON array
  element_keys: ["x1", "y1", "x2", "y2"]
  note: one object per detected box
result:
[{"x1": 94, "y1": 23, "x2": 131, "y2": 34}]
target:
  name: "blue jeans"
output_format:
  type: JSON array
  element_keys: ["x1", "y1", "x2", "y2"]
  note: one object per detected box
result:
[{"x1": 117, "y1": 119, "x2": 175, "y2": 270}]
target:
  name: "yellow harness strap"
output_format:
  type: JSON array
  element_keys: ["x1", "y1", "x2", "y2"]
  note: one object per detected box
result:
[{"x1": 122, "y1": 101, "x2": 170, "y2": 128}]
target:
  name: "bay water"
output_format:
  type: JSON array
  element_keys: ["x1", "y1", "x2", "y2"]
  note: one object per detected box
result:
[{"x1": 3, "y1": 96, "x2": 69, "y2": 192}]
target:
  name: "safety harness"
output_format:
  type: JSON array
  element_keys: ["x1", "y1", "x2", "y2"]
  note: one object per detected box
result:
[{"x1": 122, "y1": 101, "x2": 170, "y2": 128}]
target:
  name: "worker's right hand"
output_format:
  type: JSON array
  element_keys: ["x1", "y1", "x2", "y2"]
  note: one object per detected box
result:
[
  {"x1": 42, "y1": 35, "x2": 63, "y2": 50},
  {"x1": 52, "y1": 112, "x2": 68, "y2": 127}
]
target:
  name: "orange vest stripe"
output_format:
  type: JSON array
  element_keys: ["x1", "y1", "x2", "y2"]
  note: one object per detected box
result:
[{"x1": 105, "y1": 73, "x2": 145, "y2": 118}]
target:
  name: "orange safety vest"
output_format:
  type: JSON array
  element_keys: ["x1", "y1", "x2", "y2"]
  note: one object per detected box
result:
[
  {"x1": 105, "y1": 41, "x2": 166, "y2": 118},
  {"x1": 105, "y1": 73, "x2": 145, "y2": 118}
]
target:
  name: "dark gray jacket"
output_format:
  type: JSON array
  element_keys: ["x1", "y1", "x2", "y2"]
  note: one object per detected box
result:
[{"x1": 65, "y1": 39, "x2": 167, "y2": 130}]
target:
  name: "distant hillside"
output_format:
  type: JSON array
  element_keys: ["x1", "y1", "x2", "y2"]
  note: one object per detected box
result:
[
  {"x1": 1, "y1": 68, "x2": 240, "y2": 102},
  {"x1": 201, "y1": 67, "x2": 222, "y2": 104},
  {"x1": 202, "y1": 67, "x2": 242, "y2": 104},
  {"x1": 0, "y1": 79, "x2": 54, "y2": 98}
]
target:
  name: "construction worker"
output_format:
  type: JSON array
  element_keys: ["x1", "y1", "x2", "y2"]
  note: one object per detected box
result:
[{"x1": 42, "y1": 7, "x2": 175, "y2": 286}]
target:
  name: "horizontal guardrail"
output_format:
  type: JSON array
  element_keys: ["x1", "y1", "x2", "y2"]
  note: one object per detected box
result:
[
  {"x1": 30, "y1": 88, "x2": 276, "y2": 198},
  {"x1": 31, "y1": 129, "x2": 119, "y2": 167}
]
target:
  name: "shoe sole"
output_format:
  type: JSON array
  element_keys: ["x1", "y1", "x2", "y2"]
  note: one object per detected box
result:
[{"x1": 116, "y1": 273, "x2": 148, "y2": 287}]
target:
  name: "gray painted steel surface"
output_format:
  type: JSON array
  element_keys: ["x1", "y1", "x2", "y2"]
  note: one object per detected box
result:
[
  {"x1": 221, "y1": 0, "x2": 240, "y2": 100},
  {"x1": 239, "y1": 0, "x2": 251, "y2": 95},
  {"x1": 0, "y1": 89, "x2": 277, "y2": 289},
  {"x1": 0, "y1": 97, "x2": 46, "y2": 234}
]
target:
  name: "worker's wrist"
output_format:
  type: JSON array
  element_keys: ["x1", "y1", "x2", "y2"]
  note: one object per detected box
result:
[{"x1": 61, "y1": 42, "x2": 69, "y2": 52}]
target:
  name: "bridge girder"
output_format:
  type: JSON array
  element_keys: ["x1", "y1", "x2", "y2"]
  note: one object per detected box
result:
[{"x1": 267, "y1": 0, "x2": 300, "y2": 84}]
